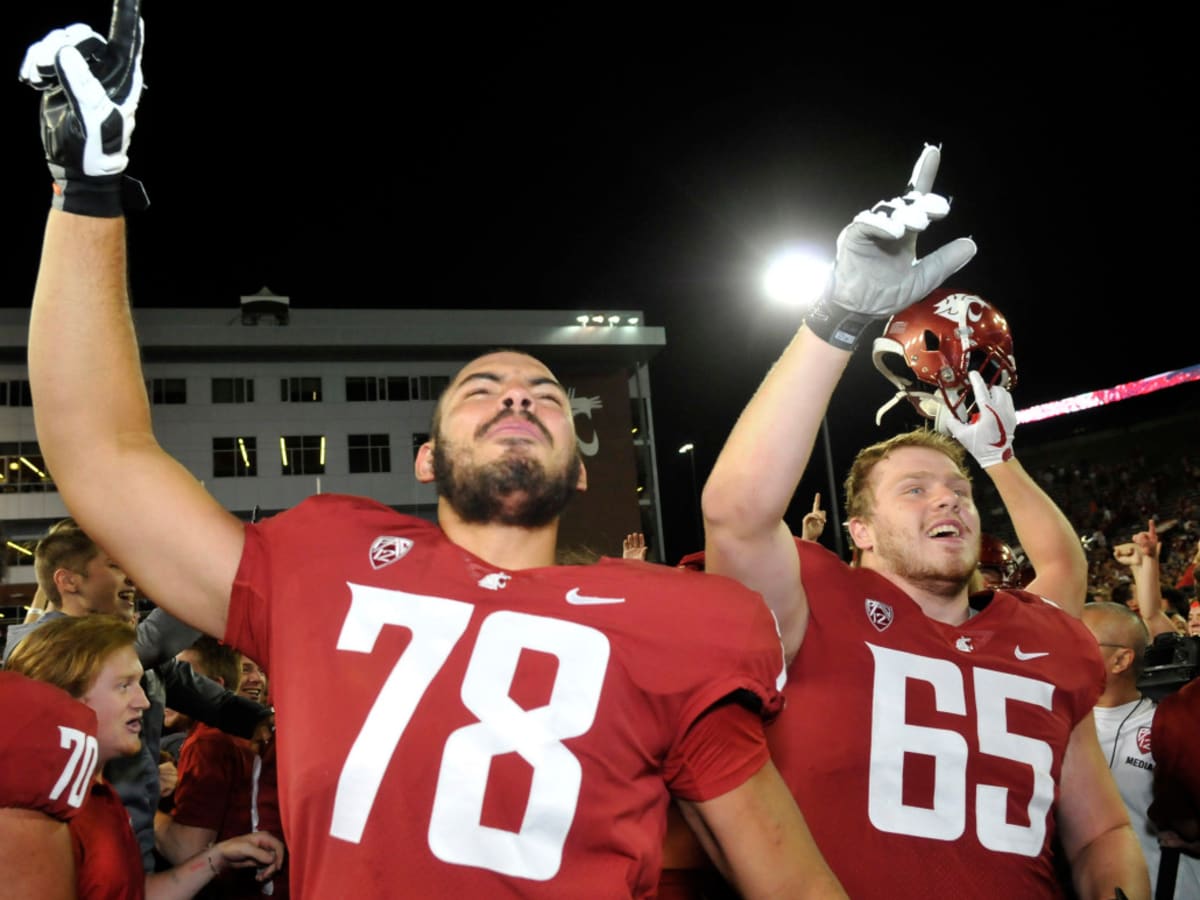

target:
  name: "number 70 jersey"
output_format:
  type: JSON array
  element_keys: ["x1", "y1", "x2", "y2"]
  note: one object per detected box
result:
[
  {"x1": 225, "y1": 494, "x2": 787, "y2": 898},
  {"x1": 772, "y1": 539, "x2": 1106, "y2": 898}
]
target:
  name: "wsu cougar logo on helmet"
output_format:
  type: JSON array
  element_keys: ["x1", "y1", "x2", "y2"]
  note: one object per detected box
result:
[{"x1": 931, "y1": 293, "x2": 986, "y2": 346}]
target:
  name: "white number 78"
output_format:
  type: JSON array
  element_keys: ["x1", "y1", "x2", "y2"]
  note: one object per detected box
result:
[{"x1": 330, "y1": 583, "x2": 610, "y2": 881}]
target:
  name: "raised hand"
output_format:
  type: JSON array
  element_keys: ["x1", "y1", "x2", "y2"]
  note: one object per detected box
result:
[
  {"x1": 19, "y1": 0, "x2": 145, "y2": 216},
  {"x1": 801, "y1": 493, "x2": 827, "y2": 542},
  {"x1": 622, "y1": 532, "x2": 647, "y2": 561},
  {"x1": 807, "y1": 144, "x2": 977, "y2": 351},
  {"x1": 937, "y1": 371, "x2": 1016, "y2": 467}
]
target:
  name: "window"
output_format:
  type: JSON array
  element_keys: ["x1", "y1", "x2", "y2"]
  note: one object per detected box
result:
[
  {"x1": 0, "y1": 380, "x2": 33, "y2": 407},
  {"x1": 412, "y1": 375, "x2": 450, "y2": 401},
  {"x1": 212, "y1": 378, "x2": 255, "y2": 404},
  {"x1": 348, "y1": 434, "x2": 391, "y2": 473},
  {"x1": 0, "y1": 442, "x2": 56, "y2": 493},
  {"x1": 345, "y1": 376, "x2": 413, "y2": 402},
  {"x1": 148, "y1": 378, "x2": 187, "y2": 404},
  {"x1": 280, "y1": 435, "x2": 325, "y2": 475},
  {"x1": 213, "y1": 437, "x2": 257, "y2": 477},
  {"x1": 280, "y1": 377, "x2": 322, "y2": 403}
]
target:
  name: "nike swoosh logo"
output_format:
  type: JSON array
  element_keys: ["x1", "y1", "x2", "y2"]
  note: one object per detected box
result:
[
  {"x1": 1014, "y1": 646, "x2": 1049, "y2": 660},
  {"x1": 986, "y1": 405, "x2": 1008, "y2": 449},
  {"x1": 565, "y1": 587, "x2": 625, "y2": 606}
]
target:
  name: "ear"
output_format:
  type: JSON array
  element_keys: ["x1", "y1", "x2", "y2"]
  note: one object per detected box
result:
[
  {"x1": 575, "y1": 459, "x2": 588, "y2": 493},
  {"x1": 52, "y1": 567, "x2": 79, "y2": 596},
  {"x1": 414, "y1": 441, "x2": 436, "y2": 484},
  {"x1": 1112, "y1": 648, "x2": 1136, "y2": 677},
  {"x1": 847, "y1": 517, "x2": 873, "y2": 551}
]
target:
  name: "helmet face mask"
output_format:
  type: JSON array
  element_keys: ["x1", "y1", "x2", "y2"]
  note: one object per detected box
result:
[
  {"x1": 978, "y1": 533, "x2": 1024, "y2": 589},
  {"x1": 872, "y1": 289, "x2": 1017, "y2": 425}
]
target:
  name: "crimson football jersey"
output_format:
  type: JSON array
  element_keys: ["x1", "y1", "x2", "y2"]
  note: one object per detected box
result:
[
  {"x1": 225, "y1": 494, "x2": 786, "y2": 898},
  {"x1": 173, "y1": 722, "x2": 254, "y2": 836},
  {"x1": 71, "y1": 779, "x2": 145, "y2": 899},
  {"x1": 771, "y1": 539, "x2": 1105, "y2": 898},
  {"x1": 0, "y1": 671, "x2": 99, "y2": 821}
]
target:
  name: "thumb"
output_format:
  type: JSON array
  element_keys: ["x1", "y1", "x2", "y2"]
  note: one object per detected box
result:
[{"x1": 909, "y1": 237, "x2": 978, "y2": 298}]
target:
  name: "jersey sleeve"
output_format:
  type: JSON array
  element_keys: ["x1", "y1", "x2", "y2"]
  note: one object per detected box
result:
[
  {"x1": 614, "y1": 564, "x2": 785, "y2": 800},
  {"x1": 226, "y1": 520, "x2": 274, "y2": 673},
  {"x1": 663, "y1": 700, "x2": 770, "y2": 801},
  {"x1": 0, "y1": 673, "x2": 99, "y2": 821}
]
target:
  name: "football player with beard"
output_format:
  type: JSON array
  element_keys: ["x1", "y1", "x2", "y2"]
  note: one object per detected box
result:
[
  {"x1": 701, "y1": 145, "x2": 1148, "y2": 898},
  {"x1": 20, "y1": 2, "x2": 843, "y2": 896}
]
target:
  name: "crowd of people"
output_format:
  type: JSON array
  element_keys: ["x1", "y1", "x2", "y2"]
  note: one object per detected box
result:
[{"x1": 2, "y1": 1, "x2": 1198, "y2": 898}]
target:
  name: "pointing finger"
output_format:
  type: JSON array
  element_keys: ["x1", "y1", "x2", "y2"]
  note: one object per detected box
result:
[
  {"x1": 812, "y1": 493, "x2": 822, "y2": 513},
  {"x1": 907, "y1": 143, "x2": 941, "y2": 195}
]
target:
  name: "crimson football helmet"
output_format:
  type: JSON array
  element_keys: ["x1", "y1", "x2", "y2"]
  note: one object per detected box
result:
[
  {"x1": 977, "y1": 534, "x2": 1025, "y2": 589},
  {"x1": 872, "y1": 289, "x2": 1017, "y2": 425}
]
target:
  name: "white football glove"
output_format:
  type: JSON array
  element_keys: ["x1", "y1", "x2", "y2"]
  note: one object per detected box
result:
[
  {"x1": 937, "y1": 371, "x2": 1016, "y2": 469},
  {"x1": 806, "y1": 144, "x2": 977, "y2": 351}
]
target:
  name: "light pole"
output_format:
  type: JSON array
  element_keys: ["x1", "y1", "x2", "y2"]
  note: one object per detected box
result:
[
  {"x1": 763, "y1": 246, "x2": 845, "y2": 558},
  {"x1": 678, "y1": 443, "x2": 701, "y2": 551}
]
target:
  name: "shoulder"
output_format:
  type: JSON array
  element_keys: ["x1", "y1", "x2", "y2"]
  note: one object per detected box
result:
[
  {"x1": 248, "y1": 495, "x2": 441, "y2": 551},
  {"x1": 0, "y1": 673, "x2": 98, "y2": 820}
]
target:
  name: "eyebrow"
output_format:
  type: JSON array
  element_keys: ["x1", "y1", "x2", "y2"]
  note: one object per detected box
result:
[{"x1": 455, "y1": 372, "x2": 566, "y2": 394}]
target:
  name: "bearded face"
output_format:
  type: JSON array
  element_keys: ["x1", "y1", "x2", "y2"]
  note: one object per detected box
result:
[{"x1": 432, "y1": 410, "x2": 583, "y2": 528}]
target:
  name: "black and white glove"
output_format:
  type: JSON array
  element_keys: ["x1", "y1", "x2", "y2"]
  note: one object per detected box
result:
[
  {"x1": 19, "y1": 0, "x2": 145, "y2": 217},
  {"x1": 806, "y1": 144, "x2": 977, "y2": 351},
  {"x1": 936, "y1": 371, "x2": 1016, "y2": 468}
]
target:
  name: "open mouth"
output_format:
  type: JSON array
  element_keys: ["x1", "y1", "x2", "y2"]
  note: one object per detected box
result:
[
  {"x1": 241, "y1": 687, "x2": 261, "y2": 701},
  {"x1": 126, "y1": 718, "x2": 142, "y2": 734},
  {"x1": 926, "y1": 523, "x2": 962, "y2": 539},
  {"x1": 118, "y1": 590, "x2": 136, "y2": 605}
]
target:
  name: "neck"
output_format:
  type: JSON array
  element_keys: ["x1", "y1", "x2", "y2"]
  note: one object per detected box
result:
[
  {"x1": 1096, "y1": 679, "x2": 1143, "y2": 708},
  {"x1": 871, "y1": 566, "x2": 972, "y2": 625},
  {"x1": 437, "y1": 499, "x2": 560, "y2": 570}
]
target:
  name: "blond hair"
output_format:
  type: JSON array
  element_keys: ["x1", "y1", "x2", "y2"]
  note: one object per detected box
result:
[{"x1": 6, "y1": 615, "x2": 137, "y2": 699}]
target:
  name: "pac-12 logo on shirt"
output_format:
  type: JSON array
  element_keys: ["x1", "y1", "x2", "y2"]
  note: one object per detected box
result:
[
  {"x1": 1136, "y1": 726, "x2": 1152, "y2": 754},
  {"x1": 865, "y1": 599, "x2": 894, "y2": 632},
  {"x1": 369, "y1": 536, "x2": 414, "y2": 570}
]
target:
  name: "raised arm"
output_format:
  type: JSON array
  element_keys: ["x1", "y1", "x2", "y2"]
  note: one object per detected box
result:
[
  {"x1": 939, "y1": 371, "x2": 1087, "y2": 614},
  {"x1": 703, "y1": 145, "x2": 976, "y2": 658},
  {"x1": 25, "y1": 0, "x2": 243, "y2": 639},
  {"x1": 1114, "y1": 523, "x2": 1175, "y2": 639}
]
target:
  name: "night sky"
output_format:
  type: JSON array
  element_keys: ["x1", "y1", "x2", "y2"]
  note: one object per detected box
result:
[{"x1": 5, "y1": 6, "x2": 1195, "y2": 563}]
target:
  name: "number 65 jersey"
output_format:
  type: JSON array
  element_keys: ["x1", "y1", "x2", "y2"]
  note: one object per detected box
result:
[
  {"x1": 772, "y1": 539, "x2": 1106, "y2": 899},
  {"x1": 225, "y1": 495, "x2": 787, "y2": 898}
]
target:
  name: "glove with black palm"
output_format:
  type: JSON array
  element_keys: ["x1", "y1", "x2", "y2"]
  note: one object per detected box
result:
[
  {"x1": 19, "y1": 0, "x2": 146, "y2": 217},
  {"x1": 806, "y1": 144, "x2": 977, "y2": 351}
]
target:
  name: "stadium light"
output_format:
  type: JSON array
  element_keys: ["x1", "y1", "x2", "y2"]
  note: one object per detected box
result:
[{"x1": 762, "y1": 248, "x2": 830, "y2": 308}]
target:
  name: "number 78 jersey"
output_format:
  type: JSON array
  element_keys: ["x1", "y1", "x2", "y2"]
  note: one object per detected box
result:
[
  {"x1": 772, "y1": 539, "x2": 1106, "y2": 898},
  {"x1": 226, "y1": 495, "x2": 787, "y2": 898}
]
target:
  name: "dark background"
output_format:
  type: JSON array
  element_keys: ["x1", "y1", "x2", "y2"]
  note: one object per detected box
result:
[{"x1": 5, "y1": 6, "x2": 1195, "y2": 564}]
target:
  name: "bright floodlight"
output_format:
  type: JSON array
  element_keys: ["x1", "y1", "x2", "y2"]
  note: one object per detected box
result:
[
  {"x1": 762, "y1": 249, "x2": 830, "y2": 307},
  {"x1": 678, "y1": 443, "x2": 694, "y2": 454}
]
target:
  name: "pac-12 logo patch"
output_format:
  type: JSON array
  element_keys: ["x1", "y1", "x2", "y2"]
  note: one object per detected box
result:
[
  {"x1": 369, "y1": 536, "x2": 414, "y2": 570},
  {"x1": 865, "y1": 599, "x2": 893, "y2": 632},
  {"x1": 1136, "y1": 727, "x2": 1152, "y2": 754}
]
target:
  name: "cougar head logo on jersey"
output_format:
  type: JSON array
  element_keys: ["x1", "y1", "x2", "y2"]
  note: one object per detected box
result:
[
  {"x1": 369, "y1": 536, "x2": 414, "y2": 570},
  {"x1": 865, "y1": 599, "x2": 894, "y2": 632}
]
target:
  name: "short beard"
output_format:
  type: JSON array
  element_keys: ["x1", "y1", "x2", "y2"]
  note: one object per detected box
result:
[
  {"x1": 873, "y1": 530, "x2": 978, "y2": 599},
  {"x1": 433, "y1": 433, "x2": 581, "y2": 528}
]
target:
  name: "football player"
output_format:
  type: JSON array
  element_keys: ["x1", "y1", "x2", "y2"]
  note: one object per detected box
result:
[
  {"x1": 701, "y1": 145, "x2": 1148, "y2": 898},
  {"x1": 21, "y1": 1, "x2": 843, "y2": 896}
]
